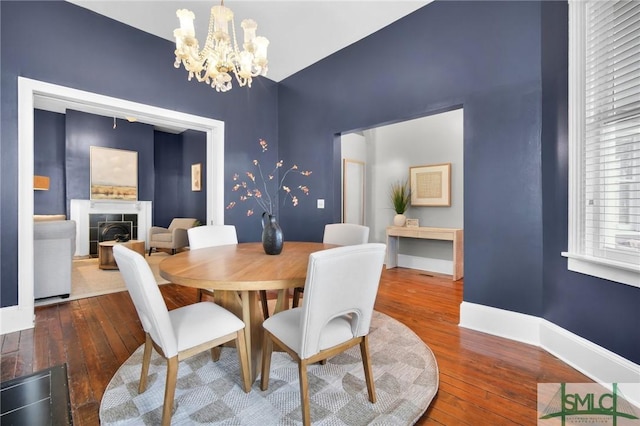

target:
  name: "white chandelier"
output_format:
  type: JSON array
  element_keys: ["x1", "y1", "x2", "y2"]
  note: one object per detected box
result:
[{"x1": 173, "y1": 1, "x2": 269, "y2": 93}]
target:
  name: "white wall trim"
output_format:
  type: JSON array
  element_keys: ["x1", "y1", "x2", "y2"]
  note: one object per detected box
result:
[
  {"x1": 397, "y1": 254, "x2": 454, "y2": 277},
  {"x1": 540, "y1": 320, "x2": 640, "y2": 384},
  {"x1": 0, "y1": 305, "x2": 35, "y2": 335},
  {"x1": 1, "y1": 77, "x2": 225, "y2": 335},
  {"x1": 459, "y1": 301, "x2": 541, "y2": 346},
  {"x1": 460, "y1": 301, "x2": 640, "y2": 407}
]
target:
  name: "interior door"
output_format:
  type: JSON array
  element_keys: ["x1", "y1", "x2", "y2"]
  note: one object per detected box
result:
[{"x1": 342, "y1": 159, "x2": 365, "y2": 225}]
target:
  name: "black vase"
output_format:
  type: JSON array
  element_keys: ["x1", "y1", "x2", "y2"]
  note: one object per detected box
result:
[{"x1": 261, "y1": 212, "x2": 283, "y2": 255}]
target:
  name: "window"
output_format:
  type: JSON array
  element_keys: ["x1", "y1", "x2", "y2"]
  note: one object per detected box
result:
[{"x1": 565, "y1": 0, "x2": 640, "y2": 287}]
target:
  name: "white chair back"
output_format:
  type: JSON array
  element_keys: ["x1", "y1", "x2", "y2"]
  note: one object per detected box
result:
[
  {"x1": 298, "y1": 243, "x2": 385, "y2": 359},
  {"x1": 188, "y1": 225, "x2": 238, "y2": 249},
  {"x1": 113, "y1": 244, "x2": 178, "y2": 357},
  {"x1": 323, "y1": 223, "x2": 369, "y2": 246}
]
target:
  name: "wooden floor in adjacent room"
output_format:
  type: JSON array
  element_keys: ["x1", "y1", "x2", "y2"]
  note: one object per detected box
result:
[{"x1": 1, "y1": 267, "x2": 592, "y2": 425}]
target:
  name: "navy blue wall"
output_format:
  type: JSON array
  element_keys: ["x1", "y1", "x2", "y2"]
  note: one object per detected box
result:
[
  {"x1": 65, "y1": 110, "x2": 155, "y2": 208},
  {"x1": 152, "y1": 129, "x2": 207, "y2": 228},
  {"x1": 540, "y1": 2, "x2": 639, "y2": 362},
  {"x1": 1, "y1": 0, "x2": 278, "y2": 307},
  {"x1": 182, "y1": 130, "x2": 207, "y2": 225},
  {"x1": 277, "y1": 0, "x2": 639, "y2": 363},
  {"x1": 34, "y1": 110, "x2": 66, "y2": 215},
  {"x1": 280, "y1": 0, "x2": 544, "y2": 311},
  {"x1": 153, "y1": 131, "x2": 183, "y2": 228}
]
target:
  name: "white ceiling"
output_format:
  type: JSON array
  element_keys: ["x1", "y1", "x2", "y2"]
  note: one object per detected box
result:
[{"x1": 66, "y1": 0, "x2": 432, "y2": 82}]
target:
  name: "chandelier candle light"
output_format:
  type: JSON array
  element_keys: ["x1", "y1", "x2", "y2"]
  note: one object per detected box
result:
[{"x1": 173, "y1": 1, "x2": 269, "y2": 92}]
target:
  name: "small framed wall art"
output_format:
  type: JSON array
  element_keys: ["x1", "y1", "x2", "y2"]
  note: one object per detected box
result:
[
  {"x1": 406, "y1": 218, "x2": 420, "y2": 228},
  {"x1": 191, "y1": 163, "x2": 201, "y2": 191},
  {"x1": 410, "y1": 163, "x2": 451, "y2": 206}
]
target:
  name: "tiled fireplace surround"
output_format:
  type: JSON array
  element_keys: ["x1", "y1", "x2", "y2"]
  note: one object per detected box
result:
[{"x1": 70, "y1": 200, "x2": 152, "y2": 257}]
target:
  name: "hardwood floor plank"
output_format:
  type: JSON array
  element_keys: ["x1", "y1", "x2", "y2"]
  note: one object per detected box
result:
[
  {"x1": 59, "y1": 301, "x2": 94, "y2": 408},
  {"x1": 13, "y1": 328, "x2": 34, "y2": 378},
  {"x1": 1, "y1": 269, "x2": 594, "y2": 424},
  {"x1": 90, "y1": 294, "x2": 132, "y2": 363},
  {"x1": 47, "y1": 305, "x2": 67, "y2": 368},
  {"x1": 1, "y1": 331, "x2": 19, "y2": 354},
  {"x1": 438, "y1": 374, "x2": 533, "y2": 425},
  {"x1": 70, "y1": 298, "x2": 108, "y2": 405},
  {"x1": 96, "y1": 291, "x2": 143, "y2": 353},
  {"x1": 0, "y1": 352, "x2": 18, "y2": 382}
]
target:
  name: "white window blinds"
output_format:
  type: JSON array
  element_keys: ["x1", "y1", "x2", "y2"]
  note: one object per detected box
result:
[{"x1": 566, "y1": 0, "x2": 640, "y2": 286}]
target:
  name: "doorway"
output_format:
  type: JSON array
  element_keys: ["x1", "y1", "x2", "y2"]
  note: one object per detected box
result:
[
  {"x1": 340, "y1": 108, "x2": 464, "y2": 275},
  {"x1": 3, "y1": 77, "x2": 224, "y2": 334}
]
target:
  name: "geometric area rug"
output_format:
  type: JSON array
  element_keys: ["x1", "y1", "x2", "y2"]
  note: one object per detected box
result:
[{"x1": 100, "y1": 311, "x2": 439, "y2": 425}]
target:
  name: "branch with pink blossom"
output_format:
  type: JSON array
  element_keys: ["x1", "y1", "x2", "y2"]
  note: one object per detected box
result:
[{"x1": 226, "y1": 139, "x2": 312, "y2": 217}]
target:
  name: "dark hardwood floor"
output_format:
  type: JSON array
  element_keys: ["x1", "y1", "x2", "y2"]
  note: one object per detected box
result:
[{"x1": 1, "y1": 267, "x2": 592, "y2": 425}]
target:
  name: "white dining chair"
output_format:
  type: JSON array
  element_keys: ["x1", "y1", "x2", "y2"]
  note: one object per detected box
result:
[
  {"x1": 292, "y1": 223, "x2": 370, "y2": 308},
  {"x1": 260, "y1": 243, "x2": 386, "y2": 426},
  {"x1": 187, "y1": 225, "x2": 271, "y2": 320},
  {"x1": 188, "y1": 224, "x2": 238, "y2": 250},
  {"x1": 113, "y1": 244, "x2": 251, "y2": 426}
]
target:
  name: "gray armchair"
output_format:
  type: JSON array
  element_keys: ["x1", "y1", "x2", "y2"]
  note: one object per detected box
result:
[{"x1": 148, "y1": 218, "x2": 197, "y2": 256}]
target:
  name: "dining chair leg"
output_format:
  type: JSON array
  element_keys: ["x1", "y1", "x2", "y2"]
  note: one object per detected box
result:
[
  {"x1": 260, "y1": 332, "x2": 274, "y2": 391},
  {"x1": 138, "y1": 333, "x2": 153, "y2": 393},
  {"x1": 162, "y1": 356, "x2": 179, "y2": 426},
  {"x1": 260, "y1": 290, "x2": 269, "y2": 320},
  {"x1": 235, "y1": 329, "x2": 252, "y2": 392},
  {"x1": 292, "y1": 287, "x2": 302, "y2": 308},
  {"x1": 211, "y1": 346, "x2": 221, "y2": 362},
  {"x1": 359, "y1": 335, "x2": 376, "y2": 403},
  {"x1": 298, "y1": 359, "x2": 311, "y2": 426}
]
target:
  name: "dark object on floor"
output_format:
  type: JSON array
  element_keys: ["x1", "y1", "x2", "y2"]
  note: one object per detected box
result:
[{"x1": 0, "y1": 363, "x2": 72, "y2": 425}]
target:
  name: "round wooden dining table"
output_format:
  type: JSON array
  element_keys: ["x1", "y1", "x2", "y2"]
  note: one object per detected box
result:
[{"x1": 158, "y1": 241, "x2": 336, "y2": 381}]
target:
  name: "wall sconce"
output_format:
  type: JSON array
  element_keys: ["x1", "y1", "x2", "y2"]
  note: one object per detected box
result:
[{"x1": 34, "y1": 175, "x2": 50, "y2": 191}]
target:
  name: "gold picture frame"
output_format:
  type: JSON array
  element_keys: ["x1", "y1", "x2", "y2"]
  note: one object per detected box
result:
[
  {"x1": 410, "y1": 163, "x2": 451, "y2": 206},
  {"x1": 191, "y1": 163, "x2": 201, "y2": 191}
]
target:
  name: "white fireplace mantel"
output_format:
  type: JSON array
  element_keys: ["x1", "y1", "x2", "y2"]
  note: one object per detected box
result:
[{"x1": 70, "y1": 199, "x2": 152, "y2": 256}]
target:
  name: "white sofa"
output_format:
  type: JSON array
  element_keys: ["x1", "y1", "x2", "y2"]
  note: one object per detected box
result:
[{"x1": 34, "y1": 218, "x2": 76, "y2": 299}]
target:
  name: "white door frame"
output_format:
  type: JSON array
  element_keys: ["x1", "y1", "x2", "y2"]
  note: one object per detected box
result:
[{"x1": 0, "y1": 77, "x2": 225, "y2": 334}]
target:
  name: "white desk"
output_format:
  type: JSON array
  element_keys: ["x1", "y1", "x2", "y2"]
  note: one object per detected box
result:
[{"x1": 386, "y1": 226, "x2": 464, "y2": 281}]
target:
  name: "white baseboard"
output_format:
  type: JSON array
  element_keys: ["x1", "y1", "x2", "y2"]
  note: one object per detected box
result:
[
  {"x1": 0, "y1": 305, "x2": 35, "y2": 335},
  {"x1": 460, "y1": 301, "x2": 640, "y2": 407},
  {"x1": 459, "y1": 301, "x2": 541, "y2": 345},
  {"x1": 397, "y1": 254, "x2": 453, "y2": 276}
]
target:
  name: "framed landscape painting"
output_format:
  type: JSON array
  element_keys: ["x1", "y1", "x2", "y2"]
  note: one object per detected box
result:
[
  {"x1": 410, "y1": 163, "x2": 451, "y2": 206},
  {"x1": 90, "y1": 146, "x2": 138, "y2": 201}
]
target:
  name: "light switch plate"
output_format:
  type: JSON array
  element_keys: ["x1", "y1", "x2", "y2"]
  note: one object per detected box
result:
[{"x1": 317, "y1": 199, "x2": 325, "y2": 209}]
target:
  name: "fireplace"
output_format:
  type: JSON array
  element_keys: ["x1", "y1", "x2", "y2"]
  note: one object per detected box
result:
[{"x1": 70, "y1": 200, "x2": 152, "y2": 257}]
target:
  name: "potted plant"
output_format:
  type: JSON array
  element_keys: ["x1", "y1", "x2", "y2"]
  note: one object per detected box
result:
[{"x1": 390, "y1": 180, "x2": 411, "y2": 226}]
